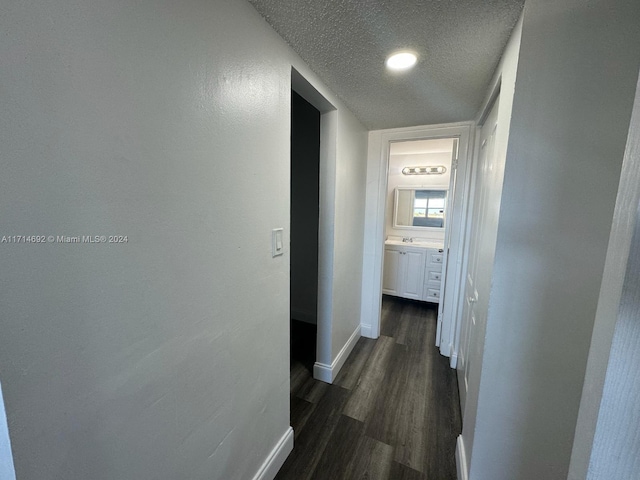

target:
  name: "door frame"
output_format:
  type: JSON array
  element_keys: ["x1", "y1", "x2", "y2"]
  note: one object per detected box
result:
[
  {"x1": 456, "y1": 92, "x2": 500, "y2": 413},
  {"x1": 452, "y1": 80, "x2": 502, "y2": 380},
  {"x1": 360, "y1": 122, "x2": 473, "y2": 362},
  {"x1": 291, "y1": 68, "x2": 338, "y2": 381}
]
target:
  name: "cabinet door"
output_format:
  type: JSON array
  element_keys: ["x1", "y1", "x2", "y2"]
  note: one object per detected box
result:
[
  {"x1": 401, "y1": 250, "x2": 426, "y2": 300},
  {"x1": 382, "y1": 248, "x2": 401, "y2": 295}
]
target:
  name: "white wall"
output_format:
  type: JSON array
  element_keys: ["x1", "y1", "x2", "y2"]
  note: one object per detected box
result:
[
  {"x1": 330, "y1": 113, "x2": 368, "y2": 359},
  {"x1": 566, "y1": 71, "x2": 640, "y2": 480},
  {"x1": 464, "y1": 1, "x2": 640, "y2": 479},
  {"x1": 386, "y1": 151, "x2": 452, "y2": 242},
  {"x1": 0, "y1": 0, "x2": 367, "y2": 479}
]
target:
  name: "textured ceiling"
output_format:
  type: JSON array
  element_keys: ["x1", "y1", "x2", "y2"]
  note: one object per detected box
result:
[{"x1": 247, "y1": 0, "x2": 525, "y2": 130}]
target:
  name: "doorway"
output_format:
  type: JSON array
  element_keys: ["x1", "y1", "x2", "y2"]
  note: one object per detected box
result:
[
  {"x1": 381, "y1": 138, "x2": 456, "y2": 342},
  {"x1": 361, "y1": 124, "x2": 473, "y2": 366},
  {"x1": 290, "y1": 90, "x2": 320, "y2": 372},
  {"x1": 289, "y1": 68, "x2": 339, "y2": 383}
]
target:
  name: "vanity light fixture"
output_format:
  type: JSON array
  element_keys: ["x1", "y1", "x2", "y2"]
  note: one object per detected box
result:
[
  {"x1": 402, "y1": 166, "x2": 447, "y2": 175},
  {"x1": 386, "y1": 51, "x2": 418, "y2": 71}
]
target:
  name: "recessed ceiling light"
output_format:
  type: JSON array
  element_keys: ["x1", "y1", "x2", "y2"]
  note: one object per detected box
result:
[{"x1": 386, "y1": 51, "x2": 418, "y2": 71}]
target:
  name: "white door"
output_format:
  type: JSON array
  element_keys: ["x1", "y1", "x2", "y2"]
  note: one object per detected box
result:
[{"x1": 457, "y1": 98, "x2": 500, "y2": 413}]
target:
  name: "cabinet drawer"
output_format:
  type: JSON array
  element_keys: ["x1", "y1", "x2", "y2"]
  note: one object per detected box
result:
[
  {"x1": 426, "y1": 263, "x2": 441, "y2": 276},
  {"x1": 427, "y1": 270, "x2": 442, "y2": 282},
  {"x1": 429, "y1": 253, "x2": 443, "y2": 265},
  {"x1": 426, "y1": 288, "x2": 441, "y2": 301}
]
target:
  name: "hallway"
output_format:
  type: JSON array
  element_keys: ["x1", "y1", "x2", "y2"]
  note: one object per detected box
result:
[{"x1": 277, "y1": 296, "x2": 461, "y2": 480}]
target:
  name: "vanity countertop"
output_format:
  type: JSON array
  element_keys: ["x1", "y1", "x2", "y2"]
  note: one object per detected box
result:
[{"x1": 385, "y1": 236, "x2": 444, "y2": 249}]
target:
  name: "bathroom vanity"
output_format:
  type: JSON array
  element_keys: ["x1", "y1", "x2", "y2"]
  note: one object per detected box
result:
[
  {"x1": 382, "y1": 238, "x2": 444, "y2": 303},
  {"x1": 383, "y1": 186, "x2": 448, "y2": 303}
]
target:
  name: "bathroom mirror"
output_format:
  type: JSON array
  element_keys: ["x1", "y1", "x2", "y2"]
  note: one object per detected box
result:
[{"x1": 394, "y1": 187, "x2": 447, "y2": 229}]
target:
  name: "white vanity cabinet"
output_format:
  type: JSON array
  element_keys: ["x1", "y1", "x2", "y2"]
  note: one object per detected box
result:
[
  {"x1": 423, "y1": 249, "x2": 444, "y2": 303},
  {"x1": 382, "y1": 242, "x2": 444, "y2": 303},
  {"x1": 382, "y1": 245, "x2": 426, "y2": 300}
]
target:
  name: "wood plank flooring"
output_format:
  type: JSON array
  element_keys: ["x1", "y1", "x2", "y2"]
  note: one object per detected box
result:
[{"x1": 277, "y1": 296, "x2": 461, "y2": 480}]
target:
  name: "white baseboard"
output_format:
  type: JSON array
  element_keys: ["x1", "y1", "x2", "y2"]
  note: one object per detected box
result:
[
  {"x1": 456, "y1": 435, "x2": 469, "y2": 480},
  {"x1": 313, "y1": 362, "x2": 333, "y2": 383},
  {"x1": 313, "y1": 324, "x2": 361, "y2": 383},
  {"x1": 360, "y1": 323, "x2": 374, "y2": 339},
  {"x1": 251, "y1": 427, "x2": 294, "y2": 480},
  {"x1": 450, "y1": 351, "x2": 458, "y2": 369}
]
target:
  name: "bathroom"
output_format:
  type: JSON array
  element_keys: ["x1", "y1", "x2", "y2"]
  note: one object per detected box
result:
[{"x1": 381, "y1": 137, "x2": 457, "y2": 345}]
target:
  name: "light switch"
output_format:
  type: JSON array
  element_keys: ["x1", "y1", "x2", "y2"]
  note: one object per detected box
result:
[{"x1": 272, "y1": 228, "x2": 284, "y2": 257}]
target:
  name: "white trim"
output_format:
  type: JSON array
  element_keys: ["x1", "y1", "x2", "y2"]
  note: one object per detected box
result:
[
  {"x1": 439, "y1": 127, "x2": 474, "y2": 360},
  {"x1": 451, "y1": 124, "x2": 482, "y2": 379},
  {"x1": 360, "y1": 322, "x2": 374, "y2": 339},
  {"x1": 313, "y1": 324, "x2": 361, "y2": 383},
  {"x1": 449, "y1": 350, "x2": 458, "y2": 369},
  {"x1": 251, "y1": 427, "x2": 294, "y2": 480},
  {"x1": 456, "y1": 435, "x2": 469, "y2": 480},
  {"x1": 291, "y1": 68, "x2": 335, "y2": 113},
  {"x1": 359, "y1": 133, "x2": 387, "y2": 341},
  {"x1": 0, "y1": 382, "x2": 16, "y2": 480},
  {"x1": 291, "y1": 68, "x2": 338, "y2": 377},
  {"x1": 476, "y1": 77, "x2": 502, "y2": 125},
  {"x1": 313, "y1": 362, "x2": 333, "y2": 383},
  {"x1": 315, "y1": 109, "x2": 338, "y2": 370}
]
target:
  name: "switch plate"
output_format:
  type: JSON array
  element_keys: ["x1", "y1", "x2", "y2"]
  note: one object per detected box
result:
[{"x1": 272, "y1": 228, "x2": 284, "y2": 257}]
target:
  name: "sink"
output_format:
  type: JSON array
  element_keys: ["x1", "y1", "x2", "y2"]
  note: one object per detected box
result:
[
  {"x1": 385, "y1": 239, "x2": 413, "y2": 246},
  {"x1": 385, "y1": 238, "x2": 444, "y2": 249}
]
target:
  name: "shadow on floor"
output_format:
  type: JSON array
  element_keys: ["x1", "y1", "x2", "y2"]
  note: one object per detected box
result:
[{"x1": 290, "y1": 318, "x2": 317, "y2": 373}]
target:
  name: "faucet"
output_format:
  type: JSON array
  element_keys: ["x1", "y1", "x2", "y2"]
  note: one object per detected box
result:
[{"x1": 402, "y1": 237, "x2": 412, "y2": 243}]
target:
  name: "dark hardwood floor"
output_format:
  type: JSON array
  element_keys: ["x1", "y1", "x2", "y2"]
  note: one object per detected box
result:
[{"x1": 277, "y1": 295, "x2": 461, "y2": 480}]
